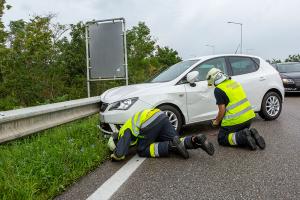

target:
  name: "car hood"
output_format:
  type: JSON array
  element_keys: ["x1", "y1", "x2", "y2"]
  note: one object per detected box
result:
[
  {"x1": 280, "y1": 72, "x2": 300, "y2": 79},
  {"x1": 100, "y1": 83, "x2": 168, "y2": 103}
]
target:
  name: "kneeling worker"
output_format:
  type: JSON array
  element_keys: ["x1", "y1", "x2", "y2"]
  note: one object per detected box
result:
[
  {"x1": 107, "y1": 108, "x2": 215, "y2": 161},
  {"x1": 206, "y1": 68, "x2": 266, "y2": 150}
]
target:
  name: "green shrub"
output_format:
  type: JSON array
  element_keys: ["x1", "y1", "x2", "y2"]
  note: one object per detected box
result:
[
  {"x1": 0, "y1": 96, "x2": 19, "y2": 110},
  {"x1": 0, "y1": 115, "x2": 109, "y2": 200}
]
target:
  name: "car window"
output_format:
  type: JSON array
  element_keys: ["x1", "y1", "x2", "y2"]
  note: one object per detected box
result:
[
  {"x1": 192, "y1": 57, "x2": 227, "y2": 81},
  {"x1": 229, "y1": 57, "x2": 258, "y2": 76},
  {"x1": 253, "y1": 58, "x2": 260, "y2": 67},
  {"x1": 149, "y1": 60, "x2": 199, "y2": 83},
  {"x1": 276, "y1": 63, "x2": 300, "y2": 73}
]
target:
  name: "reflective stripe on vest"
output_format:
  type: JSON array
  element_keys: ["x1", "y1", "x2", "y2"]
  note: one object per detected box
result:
[
  {"x1": 225, "y1": 98, "x2": 248, "y2": 111},
  {"x1": 223, "y1": 106, "x2": 253, "y2": 119},
  {"x1": 131, "y1": 111, "x2": 143, "y2": 136},
  {"x1": 140, "y1": 111, "x2": 164, "y2": 129},
  {"x1": 216, "y1": 79, "x2": 255, "y2": 126},
  {"x1": 131, "y1": 109, "x2": 162, "y2": 137}
]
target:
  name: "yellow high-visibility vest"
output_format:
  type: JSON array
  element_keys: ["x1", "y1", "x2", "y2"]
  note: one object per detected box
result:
[
  {"x1": 118, "y1": 108, "x2": 163, "y2": 145},
  {"x1": 216, "y1": 79, "x2": 255, "y2": 126}
]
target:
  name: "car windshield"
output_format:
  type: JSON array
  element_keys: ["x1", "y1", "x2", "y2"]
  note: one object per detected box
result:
[
  {"x1": 149, "y1": 60, "x2": 199, "y2": 83},
  {"x1": 277, "y1": 63, "x2": 300, "y2": 73}
]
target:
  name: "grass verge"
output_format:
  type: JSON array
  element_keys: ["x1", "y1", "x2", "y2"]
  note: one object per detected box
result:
[{"x1": 0, "y1": 115, "x2": 109, "y2": 200}]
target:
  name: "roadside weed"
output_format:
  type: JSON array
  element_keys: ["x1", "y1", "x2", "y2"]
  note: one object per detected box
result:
[{"x1": 0, "y1": 115, "x2": 109, "y2": 200}]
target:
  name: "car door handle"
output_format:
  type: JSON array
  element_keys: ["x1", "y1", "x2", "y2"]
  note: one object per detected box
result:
[{"x1": 259, "y1": 76, "x2": 266, "y2": 81}]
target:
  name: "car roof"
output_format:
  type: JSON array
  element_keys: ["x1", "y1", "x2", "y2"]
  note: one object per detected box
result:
[
  {"x1": 185, "y1": 54, "x2": 261, "y2": 61},
  {"x1": 276, "y1": 62, "x2": 300, "y2": 65}
]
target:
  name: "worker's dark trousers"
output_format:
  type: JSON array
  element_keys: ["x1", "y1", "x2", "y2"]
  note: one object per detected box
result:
[
  {"x1": 138, "y1": 116, "x2": 196, "y2": 158},
  {"x1": 218, "y1": 119, "x2": 252, "y2": 147}
]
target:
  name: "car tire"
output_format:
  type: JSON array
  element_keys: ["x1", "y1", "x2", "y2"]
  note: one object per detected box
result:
[
  {"x1": 259, "y1": 91, "x2": 282, "y2": 120},
  {"x1": 157, "y1": 105, "x2": 183, "y2": 134}
]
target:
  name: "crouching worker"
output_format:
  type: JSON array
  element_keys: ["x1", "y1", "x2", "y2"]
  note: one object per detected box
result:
[
  {"x1": 206, "y1": 68, "x2": 266, "y2": 150},
  {"x1": 107, "y1": 108, "x2": 215, "y2": 161}
]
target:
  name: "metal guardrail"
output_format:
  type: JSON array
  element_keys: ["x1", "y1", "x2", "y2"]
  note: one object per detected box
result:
[{"x1": 0, "y1": 97, "x2": 101, "y2": 143}]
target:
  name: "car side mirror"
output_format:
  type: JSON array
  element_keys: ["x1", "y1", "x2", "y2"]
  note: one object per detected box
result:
[{"x1": 186, "y1": 71, "x2": 199, "y2": 87}]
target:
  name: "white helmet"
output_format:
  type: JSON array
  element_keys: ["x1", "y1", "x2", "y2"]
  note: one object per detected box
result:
[{"x1": 206, "y1": 67, "x2": 228, "y2": 86}]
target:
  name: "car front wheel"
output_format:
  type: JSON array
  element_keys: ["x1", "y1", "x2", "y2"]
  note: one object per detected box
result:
[
  {"x1": 259, "y1": 91, "x2": 282, "y2": 120},
  {"x1": 157, "y1": 105, "x2": 183, "y2": 134}
]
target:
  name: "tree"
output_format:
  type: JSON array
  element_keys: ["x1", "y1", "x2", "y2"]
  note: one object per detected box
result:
[
  {"x1": 0, "y1": 1, "x2": 16, "y2": 110},
  {"x1": 285, "y1": 54, "x2": 300, "y2": 62},
  {"x1": 266, "y1": 58, "x2": 281, "y2": 64},
  {"x1": 0, "y1": 0, "x2": 10, "y2": 45},
  {"x1": 0, "y1": 15, "x2": 69, "y2": 109},
  {"x1": 155, "y1": 46, "x2": 181, "y2": 67},
  {"x1": 56, "y1": 22, "x2": 88, "y2": 99},
  {"x1": 0, "y1": 15, "x2": 182, "y2": 110},
  {"x1": 4, "y1": 16, "x2": 57, "y2": 106},
  {"x1": 127, "y1": 22, "x2": 155, "y2": 61},
  {"x1": 126, "y1": 22, "x2": 181, "y2": 83},
  {"x1": 0, "y1": 0, "x2": 10, "y2": 82}
]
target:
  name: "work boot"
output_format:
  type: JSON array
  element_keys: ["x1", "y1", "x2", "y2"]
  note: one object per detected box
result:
[
  {"x1": 193, "y1": 134, "x2": 215, "y2": 156},
  {"x1": 111, "y1": 153, "x2": 125, "y2": 162},
  {"x1": 250, "y1": 128, "x2": 266, "y2": 149},
  {"x1": 244, "y1": 129, "x2": 257, "y2": 150},
  {"x1": 169, "y1": 136, "x2": 189, "y2": 159}
]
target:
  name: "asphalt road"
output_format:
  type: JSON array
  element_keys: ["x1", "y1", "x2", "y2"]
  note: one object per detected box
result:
[{"x1": 56, "y1": 94, "x2": 300, "y2": 200}]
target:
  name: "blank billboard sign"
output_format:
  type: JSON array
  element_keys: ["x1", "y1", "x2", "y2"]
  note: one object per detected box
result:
[{"x1": 88, "y1": 22, "x2": 125, "y2": 79}]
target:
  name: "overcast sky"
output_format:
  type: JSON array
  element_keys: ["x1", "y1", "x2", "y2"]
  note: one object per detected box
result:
[{"x1": 3, "y1": 0, "x2": 300, "y2": 60}]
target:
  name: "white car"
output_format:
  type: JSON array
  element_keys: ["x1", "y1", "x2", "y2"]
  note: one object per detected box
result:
[{"x1": 99, "y1": 54, "x2": 284, "y2": 134}]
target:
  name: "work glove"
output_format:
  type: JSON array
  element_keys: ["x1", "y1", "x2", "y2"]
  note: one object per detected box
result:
[
  {"x1": 211, "y1": 119, "x2": 219, "y2": 127},
  {"x1": 107, "y1": 136, "x2": 116, "y2": 151},
  {"x1": 110, "y1": 153, "x2": 125, "y2": 162}
]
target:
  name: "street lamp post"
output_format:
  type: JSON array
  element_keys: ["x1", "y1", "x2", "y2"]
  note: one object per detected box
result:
[
  {"x1": 205, "y1": 44, "x2": 215, "y2": 54},
  {"x1": 228, "y1": 21, "x2": 243, "y2": 54}
]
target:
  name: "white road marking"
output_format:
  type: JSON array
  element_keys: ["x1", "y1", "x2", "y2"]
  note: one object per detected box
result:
[{"x1": 86, "y1": 155, "x2": 146, "y2": 200}]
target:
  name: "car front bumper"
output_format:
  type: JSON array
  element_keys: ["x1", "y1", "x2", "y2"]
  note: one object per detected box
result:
[
  {"x1": 99, "y1": 99, "x2": 153, "y2": 135},
  {"x1": 283, "y1": 83, "x2": 300, "y2": 92}
]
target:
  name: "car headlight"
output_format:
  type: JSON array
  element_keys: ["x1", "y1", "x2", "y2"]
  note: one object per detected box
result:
[
  {"x1": 109, "y1": 97, "x2": 138, "y2": 111},
  {"x1": 282, "y1": 78, "x2": 295, "y2": 84}
]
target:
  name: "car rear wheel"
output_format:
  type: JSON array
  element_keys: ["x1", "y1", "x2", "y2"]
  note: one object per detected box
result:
[
  {"x1": 259, "y1": 91, "x2": 282, "y2": 120},
  {"x1": 157, "y1": 105, "x2": 183, "y2": 134}
]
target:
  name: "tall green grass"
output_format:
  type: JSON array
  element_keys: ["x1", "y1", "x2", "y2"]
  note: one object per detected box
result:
[{"x1": 0, "y1": 115, "x2": 109, "y2": 200}]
